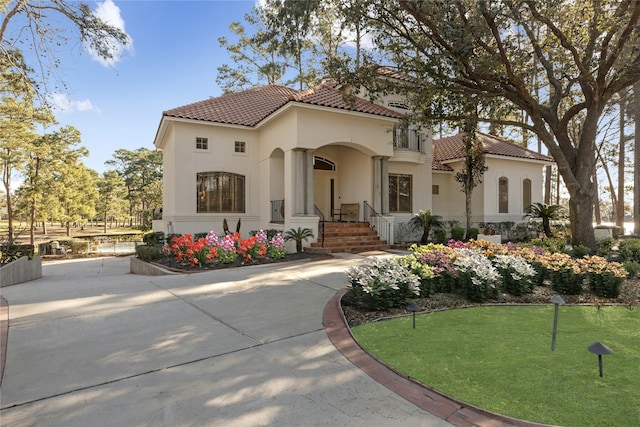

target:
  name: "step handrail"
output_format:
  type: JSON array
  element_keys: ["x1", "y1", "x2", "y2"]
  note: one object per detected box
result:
[
  {"x1": 362, "y1": 201, "x2": 391, "y2": 243},
  {"x1": 314, "y1": 205, "x2": 325, "y2": 247}
]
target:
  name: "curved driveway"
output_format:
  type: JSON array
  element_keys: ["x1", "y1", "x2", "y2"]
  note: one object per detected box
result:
[{"x1": 0, "y1": 255, "x2": 453, "y2": 427}]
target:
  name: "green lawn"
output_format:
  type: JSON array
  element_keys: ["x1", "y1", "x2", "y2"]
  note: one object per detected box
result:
[{"x1": 352, "y1": 306, "x2": 640, "y2": 427}]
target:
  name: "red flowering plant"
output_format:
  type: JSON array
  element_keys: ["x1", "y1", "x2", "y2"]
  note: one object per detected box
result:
[
  {"x1": 165, "y1": 234, "x2": 217, "y2": 267},
  {"x1": 237, "y1": 235, "x2": 267, "y2": 263}
]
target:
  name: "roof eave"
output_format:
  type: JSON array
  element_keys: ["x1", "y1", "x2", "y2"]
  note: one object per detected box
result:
[{"x1": 255, "y1": 101, "x2": 402, "y2": 129}]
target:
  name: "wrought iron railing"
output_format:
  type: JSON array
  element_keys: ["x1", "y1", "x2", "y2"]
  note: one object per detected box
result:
[
  {"x1": 314, "y1": 205, "x2": 325, "y2": 247},
  {"x1": 393, "y1": 126, "x2": 425, "y2": 153},
  {"x1": 363, "y1": 201, "x2": 391, "y2": 244},
  {"x1": 270, "y1": 200, "x2": 284, "y2": 224}
]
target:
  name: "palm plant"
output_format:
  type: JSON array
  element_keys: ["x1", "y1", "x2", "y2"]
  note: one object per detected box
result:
[
  {"x1": 409, "y1": 210, "x2": 443, "y2": 244},
  {"x1": 524, "y1": 203, "x2": 565, "y2": 238},
  {"x1": 284, "y1": 227, "x2": 314, "y2": 253}
]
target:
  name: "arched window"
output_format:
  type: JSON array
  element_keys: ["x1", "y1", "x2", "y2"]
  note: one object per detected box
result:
[
  {"x1": 522, "y1": 179, "x2": 532, "y2": 212},
  {"x1": 388, "y1": 101, "x2": 409, "y2": 110},
  {"x1": 498, "y1": 177, "x2": 509, "y2": 213},
  {"x1": 197, "y1": 172, "x2": 245, "y2": 213},
  {"x1": 313, "y1": 156, "x2": 335, "y2": 171}
]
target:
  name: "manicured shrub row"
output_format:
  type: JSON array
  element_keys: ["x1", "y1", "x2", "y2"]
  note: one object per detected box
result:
[{"x1": 346, "y1": 239, "x2": 631, "y2": 310}]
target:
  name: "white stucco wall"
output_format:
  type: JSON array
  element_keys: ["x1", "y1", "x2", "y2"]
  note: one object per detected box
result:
[
  {"x1": 433, "y1": 157, "x2": 547, "y2": 227},
  {"x1": 482, "y1": 156, "x2": 546, "y2": 223},
  {"x1": 158, "y1": 120, "x2": 262, "y2": 235}
]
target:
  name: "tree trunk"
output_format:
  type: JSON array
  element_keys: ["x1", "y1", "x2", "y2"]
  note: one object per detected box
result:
[
  {"x1": 593, "y1": 171, "x2": 601, "y2": 225},
  {"x1": 465, "y1": 189, "x2": 472, "y2": 239},
  {"x1": 635, "y1": 81, "x2": 640, "y2": 235},
  {"x1": 103, "y1": 212, "x2": 107, "y2": 233},
  {"x1": 544, "y1": 165, "x2": 552, "y2": 205},
  {"x1": 2, "y1": 157, "x2": 14, "y2": 244},
  {"x1": 617, "y1": 95, "x2": 626, "y2": 227},
  {"x1": 569, "y1": 191, "x2": 596, "y2": 249}
]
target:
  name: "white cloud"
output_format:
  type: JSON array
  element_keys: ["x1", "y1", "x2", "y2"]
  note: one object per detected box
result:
[
  {"x1": 86, "y1": 0, "x2": 134, "y2": 67},
  {"x1": 47, "y1": 93, "x2": 101, "y2": 114}
]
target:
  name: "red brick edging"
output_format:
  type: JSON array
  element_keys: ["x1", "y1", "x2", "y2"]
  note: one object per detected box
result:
[{"x1": 322, "y1": 289, "x2": 553, "y2": 427}]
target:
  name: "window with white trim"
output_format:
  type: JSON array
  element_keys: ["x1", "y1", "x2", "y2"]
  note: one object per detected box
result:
[
  {"x1": 196, "y1": 137, "x2": 208, "y2": 150},
  {"x1": 234, "y1": 141, "x2": 246, "y2": 153}
]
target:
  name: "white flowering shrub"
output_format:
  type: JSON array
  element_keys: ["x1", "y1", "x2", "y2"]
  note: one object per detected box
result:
[
  {"x1": 346, "y1": 257, "x2": 421, "y2": 310},
  {"x1": 493, "y1": 254, "x2": 537, "y2": 296},
  {"x1": 453, "y1": 248, "x2": 501, "y2": 301}
]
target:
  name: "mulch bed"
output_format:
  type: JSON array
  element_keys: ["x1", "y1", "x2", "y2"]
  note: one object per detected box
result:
[{"x1": 152, "y1": 251, "x2": 330, "y2": 272}]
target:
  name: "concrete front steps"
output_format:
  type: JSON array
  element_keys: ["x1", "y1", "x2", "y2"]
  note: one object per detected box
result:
[{"x1": 305, "y1": 222, "x2": 390, "y2": 254}]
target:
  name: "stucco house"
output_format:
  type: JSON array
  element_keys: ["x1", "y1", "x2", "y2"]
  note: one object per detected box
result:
[{"x1": 152, "y1": 82, "x2": 553, "y2": 250}]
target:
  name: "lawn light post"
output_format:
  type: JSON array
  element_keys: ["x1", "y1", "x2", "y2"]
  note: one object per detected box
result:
[
  {"x1": 588, "y1": 342, "x2": 612, "y2": 377},
  {"x1": 550, "y1": 295, "x2": 565, "y2": 351},
  {"x1": 406, "y1": 302, "x2": 421, "y2": 329}
]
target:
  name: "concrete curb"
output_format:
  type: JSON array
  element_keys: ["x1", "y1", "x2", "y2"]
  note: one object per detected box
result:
[
  {"x1": 0, "y1": 297, "x2": 7, "y2": 387},
  {"x1": 0, "y1": 257, "x2": 42, "y2": 287}
]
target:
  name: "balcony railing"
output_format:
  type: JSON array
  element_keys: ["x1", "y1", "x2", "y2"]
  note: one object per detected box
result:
[{"x1": 393, "y1": 127, "x2": 425, "y2": 153}]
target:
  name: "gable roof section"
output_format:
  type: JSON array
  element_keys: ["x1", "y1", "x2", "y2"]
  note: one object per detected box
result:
[
  {"x1": 433, "y1": 132, "x2": 554, "y2": 164},
  {"x1": 162, "y1": 84, "x2": 402, "y2": 127},
  {"x1": 163, "y1": 85, "x2": 298, "y2": 127}
]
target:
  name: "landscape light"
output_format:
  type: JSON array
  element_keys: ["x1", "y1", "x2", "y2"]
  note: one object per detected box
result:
[
  {"x1": 406, "y1": 302, "x2": 421, "y2": 329},
  {"x1": 550, "y1": 295, "x2": 565, "y2": 351},
  {"x1": 588, "y1": 342, "x2": 613, "y2": 377}
]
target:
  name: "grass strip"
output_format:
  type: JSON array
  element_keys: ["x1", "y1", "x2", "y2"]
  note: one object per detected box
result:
[{"x1": 352, "y1": 306, "x2": 640, "y2": 427}]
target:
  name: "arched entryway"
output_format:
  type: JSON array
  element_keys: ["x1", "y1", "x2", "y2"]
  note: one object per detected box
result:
[{"x1": 313, "y1": 156, "x2": 336, "y2": 220}]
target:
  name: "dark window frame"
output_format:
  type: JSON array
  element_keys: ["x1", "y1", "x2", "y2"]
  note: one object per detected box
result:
[
  {"x1": 197, "y1": 172, "x2": 245, "y2": 213},
  {"x1": 389, "y1": 173, "x2": 413, "y2": 213}
]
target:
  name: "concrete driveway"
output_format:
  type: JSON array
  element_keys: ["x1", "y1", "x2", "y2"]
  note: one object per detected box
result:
[{"x1": 0, "y1": 255, "x2": 453, "y2": 427}]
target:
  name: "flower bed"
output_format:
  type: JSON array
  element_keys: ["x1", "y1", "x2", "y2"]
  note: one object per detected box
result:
[
  {"x1": 344, "y1": 239, "x2": 634, "y2": 312},
  {"x1": 144, "y1": 230, "x2": 325, "y2": 272}
]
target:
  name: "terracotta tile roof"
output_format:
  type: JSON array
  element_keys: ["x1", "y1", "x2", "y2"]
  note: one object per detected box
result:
[
  {"x1": 431, "y1": 160, "x2": 453, "y2": 172},
  {"x1": 163, "y1": 85, "x2": 298, "y2": 127},
  {"x1": 433, "y1": 132, "x2": 554, "y2": 163},
  {"x1": 163, "y1": 84, "x2": 402, "y2": 127}
]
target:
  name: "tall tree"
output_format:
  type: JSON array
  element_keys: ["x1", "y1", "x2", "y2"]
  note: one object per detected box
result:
[
  {"x1": 54, "y1": 162, "x2": 97, "y2": 236},
  {"x1": 96, "y1": 170, "x2": 128, "y2": 233},
  {"x1": 106, "y1": 148, "x2": 162, "y2": 227},
  {"x1": 20, "y1": 126, "x2": 86, "y2": 244},
  {"x1": 1, "y1": 0, "x2": 131, "y2": 99},
  {"x1": 454, "y1": 116, "x2": 488, "y2": 239},
  {"x1": 616, "y1": 93, "x2": 626, "y2": 228},
  {"x1": 361, "y1": 0, "x2": 640, "y2": 249},
  {"x1": 0, "y1": 50, "x2": 53, "y2": 244},
  {"x1": 217, "y1": 5, "x2": 289, "y2": 94},
  {"x1": 634, "y1": 81, "x2": 640, "y2": 235},
  {"x1": 265, "y1": 0, "x2": 321, "y2": 90}
]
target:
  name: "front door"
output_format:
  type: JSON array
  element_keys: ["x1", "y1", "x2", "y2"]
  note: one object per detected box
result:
[{"x1": 314, "y1": 171, "x2": 335, "y2": 220}]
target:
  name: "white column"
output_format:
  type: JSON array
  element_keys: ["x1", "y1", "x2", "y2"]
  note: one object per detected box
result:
[
  {"x1": 381, "y1": 156, "x2": 390, "y2": 215},
  {"x1": 294, "y1": 149, "x2": 305, "y2": 215},
  {"x1": 372, "y1": 156, "x2": 382, "y2": 212},
  {"x1": 305, "y1": 149, "x2": 315, "y2": 215}
]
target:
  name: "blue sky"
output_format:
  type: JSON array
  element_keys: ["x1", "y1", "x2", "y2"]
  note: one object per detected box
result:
[{"x1": 39, "y1": 0, "x2": 258, "y2": 174}]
